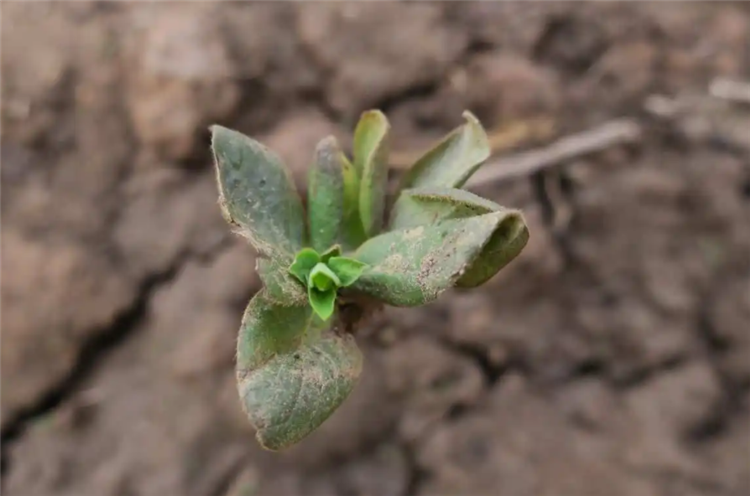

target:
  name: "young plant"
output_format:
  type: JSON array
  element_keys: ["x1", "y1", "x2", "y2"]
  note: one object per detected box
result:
[{"x1": 212, "y1": 110, "x2": 529, "y2": 450}]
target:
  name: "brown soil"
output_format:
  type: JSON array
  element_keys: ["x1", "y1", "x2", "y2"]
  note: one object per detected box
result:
[{"x1": 2, "y1": 2, "x2": 749, "y2": 495}]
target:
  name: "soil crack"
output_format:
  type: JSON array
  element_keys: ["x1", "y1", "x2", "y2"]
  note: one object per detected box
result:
[{"x1": 0, "y1": 241, "x2": 233, "y2": 479}]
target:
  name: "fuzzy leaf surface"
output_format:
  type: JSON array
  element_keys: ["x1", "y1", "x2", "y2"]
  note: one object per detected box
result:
[
  {"x1": 236, "y1": 290, "x2": 312, "y2": 373},
  {"x1": 390, "y1": 187, "x2": 529, "y2": 287},
  {"x1": 389, "y1": 186, "x2": 500, "y2": 230},
  {"x1": 236, "y1": 291, "x2": 362, "y2": 450},
  {"x1": 350, "y1": 213, "x2": 506, "y2": 306},
  {"x1": 308, "y1": 137, "x2": 345, "y2": 252},
  {"x1": 237, "y1": 327, "x2": 362, "y2": 449},
  {"x1": 258, "y1": 256, "x2": 307, "y2": 306},
  {"x1": 212, "y1": 126, "x2": 305, "y2": 256},
  {"x1": 398, "y1": 111, "x2": 490, "y2": 192},
  {"x1": 354, "y1": 110, "x2": 390, "y2": 238}
]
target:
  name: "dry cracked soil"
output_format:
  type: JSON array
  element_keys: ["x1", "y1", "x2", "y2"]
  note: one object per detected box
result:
[{"x1": 2, "y1": 2, "x2": 749, "y2": 496}]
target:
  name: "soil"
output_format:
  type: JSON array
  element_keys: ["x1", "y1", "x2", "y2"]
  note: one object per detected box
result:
[{"x1": 2, "y1": 2, "x2": 749, "y2": 496}]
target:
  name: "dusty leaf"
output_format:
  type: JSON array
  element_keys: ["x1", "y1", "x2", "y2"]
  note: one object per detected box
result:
[
  {"x1": 389, "y1": 186, "x2": 500, "y2": 230},
  {"x1": 456, "y1": 213, "x2": 528, "y2": 287},
  {"x1": 308, "y1": 136, "x2": 345, "y2": 253},
  {"x1": 258, "y1": 256, "x2": 307, "y2": 306},
  {"x1": 237, "y1": 314, "x2": 363, "y2": 450},
  {"x1": 354, "y1": 110, "x2": 390, "y2": 238},
  {"x1": 350, "y1": 212, "x2": 506, "y2": 306},
  {"x1": 398, "y1": 111, "x2": 490, "y2": 192},
  {"x1": 389, "y1": 187, "x2": 529, "y2": 287},
  {"x1": 236, "y1": 290, "x2": 312, "y2": 373},
  {"x1": 212, "y1": 125, "x2": 305, "y2": 256}
]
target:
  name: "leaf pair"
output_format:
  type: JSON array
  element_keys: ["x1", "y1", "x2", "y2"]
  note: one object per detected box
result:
[
  {"x1": 307, "y1": 110, "x2": 389, "y2": 253},
  {"x1": 338, "y1": 111, "x2": 390, "y2": 250},
  {"x1": 288, "y1": 247, "x2": 367, "y2": 321},
  {"x1": 340, "y1": 112, "x2": 529, "y2": 306}
]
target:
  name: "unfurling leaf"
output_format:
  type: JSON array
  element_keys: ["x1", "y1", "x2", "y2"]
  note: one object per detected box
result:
[
  {"x1": 308, "y1": 137, "x2": 345, "y2": 253},
  {"x1": 389, "y1": 187, "x2": 529, "y2": 287},
  {"x1": 309, "y1": 263, "x2": 341, "y2": 291},
  {"x1": 327, "y1": 257, "x2": 368, "y2": 287},
  {"x1": 350, "y1": 212, "x2": 506, "y2": 306},
  {"x1": 354, "y1": 110, "x2": 390, "y2": 238},
  {"x1": 212, "y1": 126, "x2": 305, "y2": 256},
  {"x1": 320, "y1": 245, "x2": 342, "y2": 262},
  {"x1": 397, "y1": 111, "x2": 490, "y2": 193},
  {"x1": 236, "y1": 291, "x2": 362, "y2": 450},
  {"x1": 289, "y1": 248, "x2": 321, "y2": 285}
]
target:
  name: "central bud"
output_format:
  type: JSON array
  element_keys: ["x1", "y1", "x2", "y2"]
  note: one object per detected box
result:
[
  {"x1": 309, "y1": 263, "x2": 340, "y2": 292},
  {"x1": 288, "y1": 246, "x2": 368, "y2": 321}
]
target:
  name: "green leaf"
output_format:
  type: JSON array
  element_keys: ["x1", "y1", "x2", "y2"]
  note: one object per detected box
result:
[
  {"x1": 354, "y1": 110, "x2": 390, "y2": 238},
  {"x1": 238, "y1": 332, "x2": 363, "y2": 451},
  {"x1": 308, "y1": 136, "x2": 345, "y2": 253},
  {"x1": 457, "y1": 211, "x2": 528, "y2": 287},
  {"x1": 320, "y1": 245, "x2": 342, "y2": 262},
  {"x1": 236, "y1": 290, "x2": 312, "y2": 372},
  {"x1": 308, "y1": 286, "x2": 336, "y2": 321},
  {"x1": 289, "y1": 248, "x2": 321, "y2": 285},
  {"x1": 309, "y1": 263, "x2": 341, "y2": 291},
  {"x1": 327, "y1": 256, "x2": 368, "y2": 287},
  {"x1": 397, "y1": 111, "x2": 490, "y2": 192},
  {"x1": 350, "y1": 213, "x2": 506, "y2": 306},
  {"x1": 258, "y1": 256, "x2": 308, "y2": 306},
  {"x1": 212, "y1": 126, "x2": 306, "y2": 256},
  {"x1": 389, "y1": 186, "x2": 500, "y2": 230},
  {"x1": 388, "y1": 187, "x2": 529, "y2": 287},
  {"x1": 340, "y1": 154, "x2": 366, "y2": 250},
  {"x1": 236, "y1": 291, "x2": 362, "y2": 450}
]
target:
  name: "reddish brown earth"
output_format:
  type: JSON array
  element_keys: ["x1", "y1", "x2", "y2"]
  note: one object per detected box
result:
[{"x1": 2, "y1": 2, "x2": 749, "y2": 495}]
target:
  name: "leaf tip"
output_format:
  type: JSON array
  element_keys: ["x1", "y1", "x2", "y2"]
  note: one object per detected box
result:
[
  {"x1": 359, "y1": 109, "x2": 389, "y2": 126},
  {"x1": 316, "y1": 134, "x2": 340, "y2": 150},
  {"x1": 209, "y1": 124, "x2": 233, "y2": 146},
  {"x1": 462, "y1": 110, "x2": 491, "y2": 160},
  {"x1": 461, "y1": 110, "x2": 481, "y2": 125}
]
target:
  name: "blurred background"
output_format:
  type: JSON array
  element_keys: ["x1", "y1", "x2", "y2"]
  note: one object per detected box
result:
[{"x1": 2, "y1": 2, "x2": 749, "y2": 495}]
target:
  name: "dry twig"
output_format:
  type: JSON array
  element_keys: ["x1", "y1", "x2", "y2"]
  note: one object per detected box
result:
[
  {"x1": 466, "y1": 119, "x2": 642, "y2": 187},
  {"x1": 709, "y1": 78, "x2": 750, "y2": 105}
]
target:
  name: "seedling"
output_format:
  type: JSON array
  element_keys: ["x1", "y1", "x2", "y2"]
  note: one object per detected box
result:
[{"x1": 212, "y1": 110, "x2": 529, "y2": 450}]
